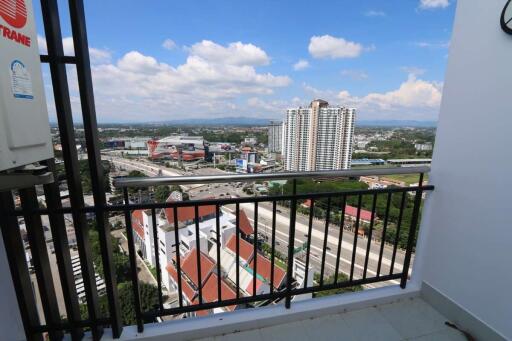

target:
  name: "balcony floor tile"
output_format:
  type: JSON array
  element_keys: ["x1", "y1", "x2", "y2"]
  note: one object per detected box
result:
[
  {"x1": 377, "y1": 297, "x2": 450, "y2": 339},
  {"x1": 342, "y1": 307, "x2": 402, "y2": 341},
  {"x1": 194, "y1": 297, "x2": 465, "y2": 341}
]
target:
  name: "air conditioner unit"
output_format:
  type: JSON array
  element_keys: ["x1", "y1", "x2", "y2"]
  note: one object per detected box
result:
[{"x1": 0, "y1": 0, "x2": 53, "y2": 171}]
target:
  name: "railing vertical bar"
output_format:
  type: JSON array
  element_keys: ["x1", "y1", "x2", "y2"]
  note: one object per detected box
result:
[
  {"x1": 400, "y1": 173, "x2": 424, "y2": 288},
  {"x1": 68, "y1": 0, "x2": 123, "y2": 336},
  {"x1": 151, "y1": 208, "x2": 164, "y2": 311},
  {"x1": 0, "y1": 192, "x2": 43, "y2": 341},
  {"x1": 173, "y1": 206, "x2": 184, "y2": 308},
  {"x1": 390, "y1": 191, "x2": 407, "y2": 276},
  {"x1": 19, "y1": 188, "x2": 63, "y2": 341},
  {"x1": 350, "y1": 194, "x2": 363, "y2": 281},
  {"x1": 215, "y1": 204, "x2": 222, "y2": 302},
  {"x1": 363, "y1": 193, "x2": 378, "y2": 279},
  {"x1": 252, "y1": 202, "x2": 258, "y2": 297},
  {"x1": 304, "y1": 199, "x2": 314, "y2": 289},
  {"x1": 334, "y1": 196, "x2": 346, "y2": 283},
  {"x1": 194, "y1": 205, "x2": 203, "y2": 305},
  {"x1": 42, "y1": 160, "x2": 83, "y2": 340},
  {"x1": 319, "y1": 196, "x2": 332, "y2": 286},
  {"x1": 285, "y1": 179, "x2": 297, "y2": 308},
  {"x1": 270, "y1": 201, "x2": 277, "y2": 294},
  {"x1": 39, "y1": 0, "x2": 104, "y2": 337},
  {"x1": 122, "y1": 189, "x2": 143, "y2": 332},
  {"x1": 235, "y1": 204, "x2": 240, "y2": 299},
  {"x1": 377, "y1": 192, "x2": 392, "y2": 277}
]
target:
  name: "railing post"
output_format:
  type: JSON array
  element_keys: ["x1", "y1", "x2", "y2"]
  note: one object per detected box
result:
[
  {"x1": 400, "y1": 173, "x2": 424, "y2": 288},
  {"x1": 42, "y1": 160, "x2": 83, "y2": 340},
  {"x1": 285, "y1": 179, "x2": 297, "y2": 308},
  {"x1": 0, "y1": 192, "x2": 42, "y2": 341},
  {"x1": 68, "y1": 0, "x2": 123, "y2": 336},
  {"x1": 123, "y1": 189, "x2": 144, "y2": 332},
  {"x1": 19, "y1": 187, "x2": 63, "y2": 341},
  {"x1": 39, "y1": 0, "x2": 103, "y2": 338}
]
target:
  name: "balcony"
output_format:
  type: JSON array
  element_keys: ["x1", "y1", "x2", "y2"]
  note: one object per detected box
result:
[{"x1": 1, "y1": 166, "x2": 434, "y2": 340}]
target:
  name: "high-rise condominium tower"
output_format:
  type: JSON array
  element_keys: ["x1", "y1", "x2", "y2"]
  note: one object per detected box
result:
[
  {"x1": 282, "y1": 99, "x2": 355, "y2": 171},
  {"x1": 268, "y1": 120, "x2": 283, "y2": 153}
]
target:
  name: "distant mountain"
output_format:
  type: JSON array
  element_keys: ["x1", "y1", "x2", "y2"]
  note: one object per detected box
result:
[
  {"x1": 157, "y1": 117, "x2": 273, "y2": 126},
  {"x1": 356, "y1": 120, "x2": 437, "y2": 127}
]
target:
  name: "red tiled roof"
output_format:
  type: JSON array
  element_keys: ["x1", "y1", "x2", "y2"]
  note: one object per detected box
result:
[
  {"x1": 302, "y1": 199, "x2": 312, "y2": 208},
  {"x1": 192, "y1": 303, "x2": 209, "y2": 317},
  {"x1": 245, "y1": 277, "x2": 264, "y2": 296},
  {"x1": 238, "y1": 210, "x2": 254, "y2": 235},
  {"x1": 249, "y1": 253, "x2": 286, "y2": 289},
  {"x1": 180, "y1": 248, "x2": 216, "y2": 287},
  {"x1": 344, "y1": 205, "x2": 374, "y2": 222},
  {"x1": 164, "y1": 205, "x2": 216, "y2": 225},
  {"x1": 166, "y1": 263, "x2": 196, "y2": 302},
  {"x1": 201, "y1": 273, "x2": 236, "y2": 311},
  {"x1": 132, "y1": 210, "x2": 145, "y2": 240},
  {"x1": 226, "y1": 235, "x2": 254, "y2": 263}
]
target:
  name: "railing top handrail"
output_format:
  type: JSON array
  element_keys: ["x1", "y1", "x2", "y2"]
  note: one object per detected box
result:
[{"x1": 113, "y1": 166, "x2": 430, "y2": 188}]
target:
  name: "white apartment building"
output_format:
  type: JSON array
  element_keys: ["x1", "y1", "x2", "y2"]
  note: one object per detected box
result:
[
  {"x1": 282, "y1": 99, "x2": 355, "y2": 171},
  {"x1": 131, "y1": 204, "x2": 237, "y2": 291},
  {"x1": 131, "y1": 202, "x2": 287, "y2": 315},
  {"x1": 267, "y1": 120, "x2": 283, "y2": 153}
]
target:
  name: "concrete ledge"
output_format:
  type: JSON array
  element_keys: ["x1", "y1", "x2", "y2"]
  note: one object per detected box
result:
[
  {"x1": 421, "y1": 282, "x2": 507, "y2": 341},
  {"x1": 102, "y1": 284, "x2": 420, "y2": 340}
]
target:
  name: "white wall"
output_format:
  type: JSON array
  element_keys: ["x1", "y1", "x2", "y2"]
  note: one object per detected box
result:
[
  {"x1": 0, "y1": 233, "x2": 26, "y2": 340},
  {"x1": 419, "y1": 0, "x2": 512, "y2": 339}
]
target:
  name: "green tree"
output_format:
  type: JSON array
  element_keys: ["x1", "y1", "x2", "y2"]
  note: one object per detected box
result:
[
  {"x1": 127, "y1": 170, "x2": 147, "y2": 194},
  {"x1": 313, "y1": 273, "x2": 363, "y2": 298},
  {"x1": 89, "y1": 226, "x2": 131, "y2": 283},
  {"x1": 154, "y1": 185, "x2": 171, "y2": 203},
  {"x1": 118, "y1": 282, "x2": 159, "y2": 325}
]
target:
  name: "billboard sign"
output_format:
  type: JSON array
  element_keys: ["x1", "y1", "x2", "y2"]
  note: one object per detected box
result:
[{"x1": 235, "y1": 158, "x2": 247, "y2": 172}]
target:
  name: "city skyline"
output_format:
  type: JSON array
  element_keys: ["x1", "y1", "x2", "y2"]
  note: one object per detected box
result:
[{"x1": 33, "y1": 0, "x2": 455, "y2": 123}]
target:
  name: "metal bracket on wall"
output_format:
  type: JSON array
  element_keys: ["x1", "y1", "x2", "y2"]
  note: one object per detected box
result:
[{"x1": 0, "y1": 164, "x2": 54, "y2": 191}]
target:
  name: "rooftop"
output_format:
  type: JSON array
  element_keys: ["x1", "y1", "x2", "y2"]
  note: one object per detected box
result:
[
  {"x1": 180, "y1": 248, "x2": 216, "y2": 287},
  {"x1": 164, "y1": 205, "x2": 216, "y2": 226},
  {"x1": 225, "y1": 235, "x2": 254, "y2": 263}
]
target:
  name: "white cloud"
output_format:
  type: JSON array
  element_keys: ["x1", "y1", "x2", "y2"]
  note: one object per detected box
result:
[
  {"x1": 414, "y1": 41, "x2": 450, "y2": 49},
  {"x1": 247, "y1": 97, "x2": 289, "y2": 113},
  {"x1": 308, "y1": 35, "x2": 365, "y2": 59},
  {"x1": 188, "y1": 40, "x2": 270, "y2": 66},
  {"x1": 37, "y1": 35, "x2": 46, "y2": 53},
  {"x1": 37, "y1": 35, "x2": 112, "y2": 64},
  {"x1": 354, "y1": 74, "x2": 442, "y2": 110},
  {"x1": 162, "y1": 39, "x2": 176, "y2": 50},
  {"x1": 419, "y1": 0, "x2": 450, "y2": 9},
  {"x1": 341, "y1": 69, "x2": 369, "y2": 80},
  {"x1": 303, "y1": 73, "x2": 443, "y2": 120},
  {"x1": 75, "y1": 41, "x2": 290, "y2": 121},
  {"x1": 400, "y1": 66, "x2": 426, "y2": 76},
  {"x1": 293, "y1": 59, "x2": 310, "y2": 71},
  {"x1": 364, "y1": 10, "x2": 386, "y2": 17}
]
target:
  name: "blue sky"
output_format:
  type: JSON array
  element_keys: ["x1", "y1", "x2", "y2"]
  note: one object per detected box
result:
[{"x1": 34, "y1": 0, "x2": 456, "y2": 123}]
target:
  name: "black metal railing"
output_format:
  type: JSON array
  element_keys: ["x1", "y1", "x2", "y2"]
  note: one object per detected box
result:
[{"x1": 0, "y1": 167, "x2": 433, "y2": 340}]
